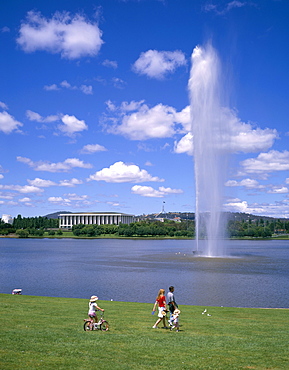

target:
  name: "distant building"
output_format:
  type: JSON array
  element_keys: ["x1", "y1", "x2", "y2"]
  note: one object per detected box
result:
[
  {"x1": 59, "y1": 212, "x2": 134, "y2": 229},
  {"x1": 1, "y1": 214, "x2": 13, "y2": 224}
]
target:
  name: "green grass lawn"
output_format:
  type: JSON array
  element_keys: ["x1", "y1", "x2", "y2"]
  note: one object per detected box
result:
[{"x1": 0, "y1": 294, "x2": 288, "y2": 369}]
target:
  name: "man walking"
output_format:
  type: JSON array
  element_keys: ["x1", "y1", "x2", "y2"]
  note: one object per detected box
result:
[{"x1": 167, "y1": 286, "x2": 178, "y2": 326}]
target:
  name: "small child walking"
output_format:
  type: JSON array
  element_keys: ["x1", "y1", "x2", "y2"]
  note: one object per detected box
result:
[{"x1": 170, "y1": 309, "x2": 180, "y2": 332}]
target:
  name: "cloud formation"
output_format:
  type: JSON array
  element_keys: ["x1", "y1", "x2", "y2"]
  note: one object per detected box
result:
[
  {"x1": 102, "y1": 59, "x2": 118, "y2": 69},
  {"x1": 174, "y1": 107, "x2": 278, "y2": 155},
  {"x1": 0, "y1": 111, "x2": 23, "y2": 134},
  {"x1": 104, "y1": 100, "x2": 277, "y2": 152},
  {"x1": 240, "y1": 150, "x2": 289, "y2": 176},
  {"x1": 131, "y1": 185, "x2": 183, "y2": 198},
  {"x1": 225, "y1": 178, "x2": 265, "y2": 189},
  {"x1": 26, "y1": 110, "x2": 59, "y2": 123},
  {"x1": 17, "y1": 156, "x2": 92, "y2": 172},
  {"x1": 204, "y1": 1, "x2": 248, "y2": 15},
  {"x1": 0, "y1": 184, "x2": 43, "y2": 193},
  {"x1": 44, "y1": 80, "x2": 93, "y2": 95},
  {"x1": 58, "y1": 115, "x2": 88, "y2": 136},
  {"x1": 88, "y1": 161, "x2": 164, "y2": 183},
  {"x1": 132, "y1": 50, "x2": 187, "y2": 79},
  {"x1": 17, "y1": 11, "x2": 104, "y2": 59},
  {"x1": 26, "y1": 111, "x2": 88, "y2": 136},
  {"x1": 80, "y1": 143, "x2": 107, "y2": 154},
  {"x1": 104, "y1": 100, "x2": 186, "y2": 140}
]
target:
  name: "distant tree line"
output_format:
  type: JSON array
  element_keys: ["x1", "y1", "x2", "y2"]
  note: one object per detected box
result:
[
  {"x1": 0, "y1": 215, "x2": 60, "y2": 238},
  {"x1": 13, "y1": 215, "x2": 59, "y2": 229},
  {"x1": 72, "y1": 218, "x2": 289, "y2": 238},
  {"x1": 72, "y1": 220, "x2": 195, "y2": 238},
  {"x1": 0, "y1": 220, "x2": 16, "y2": 235},
  {"x1": 226, "y1": 218, "x2": 289, "y2": 238},
  {"x1": 1, "y1": 214, "x2": 289, "y2": 239}
]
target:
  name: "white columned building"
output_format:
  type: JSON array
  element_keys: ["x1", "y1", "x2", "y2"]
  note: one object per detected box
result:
[{"x1": 59, "y1": 212, "x2": 135, "y2": 229}]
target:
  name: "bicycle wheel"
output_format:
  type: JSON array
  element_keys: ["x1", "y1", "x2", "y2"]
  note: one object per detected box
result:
[
  {"x1": 100, "y1": 320, "x2": 109, "y2": 331},
  {"x1": 84, "y1": 321, "x2": 92, "y2": 331}
]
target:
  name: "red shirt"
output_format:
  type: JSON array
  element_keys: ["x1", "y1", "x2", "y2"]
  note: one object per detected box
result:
[{"x1": 157, "y1": 295, "x2": 166, "y2": 308}]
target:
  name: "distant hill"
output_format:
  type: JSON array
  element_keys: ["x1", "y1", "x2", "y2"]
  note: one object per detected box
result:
[
  {"x1": 139, "y1": 211, "x2": 284, "y2": 222},
  {"x1": 43, "y1": 210, "x2": 286, "y2": 221},
  {"x1": 43, "y1": 211, "x2": 72, "y2": 219}
]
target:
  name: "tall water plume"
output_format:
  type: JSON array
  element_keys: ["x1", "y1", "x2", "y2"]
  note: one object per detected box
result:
[{"x1": 189, "y1": 44, "x2": 229, "y2": 257}]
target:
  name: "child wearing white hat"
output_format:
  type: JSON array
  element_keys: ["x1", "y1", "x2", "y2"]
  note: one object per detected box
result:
[
  {"x1": 170, "y1": 309, "x2": 180, "y2": 332},
  {"x1": 88, "y1": 295, "x2": 104, "y2": 326}
]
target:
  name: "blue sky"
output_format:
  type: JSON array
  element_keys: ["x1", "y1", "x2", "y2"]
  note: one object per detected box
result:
[{"x1": 1, "y1": 0, "x2": 289, "y2": 218}]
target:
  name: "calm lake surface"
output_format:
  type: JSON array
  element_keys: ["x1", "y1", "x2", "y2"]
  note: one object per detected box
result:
[{"x1": 1, "y1": 238, "x2": 289, "y2": 308}]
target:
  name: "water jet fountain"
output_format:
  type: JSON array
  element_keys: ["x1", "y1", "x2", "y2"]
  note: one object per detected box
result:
[{"x1": 189, "y1": 43, "x2": 229, "y2": 257}]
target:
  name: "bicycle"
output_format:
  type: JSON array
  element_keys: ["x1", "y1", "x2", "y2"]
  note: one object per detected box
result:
[{"x1": 83, "y1": 313, "x2": 109, "y2": 331}]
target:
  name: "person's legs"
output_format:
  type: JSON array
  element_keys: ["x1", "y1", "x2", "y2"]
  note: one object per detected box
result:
[
  {"x1": 169, "y1": 304, "x2": 174, "y2": 324},
  {"x1": 153, "y1": 318, "x2": 162, "y2": 328},
  {"x1": 162, "y1": 316, "x2": 168, "y2": 328},
  {"x1": 89, "y1": 315, "x2": 95, "y2": 329}
]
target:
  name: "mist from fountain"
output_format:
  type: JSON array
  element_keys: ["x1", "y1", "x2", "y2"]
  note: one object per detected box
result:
[{"x1": 189, "y1": 43, "x2": 229, "y2": 257}]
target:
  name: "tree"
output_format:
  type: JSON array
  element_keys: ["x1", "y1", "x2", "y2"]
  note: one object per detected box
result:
[{"x1": 16, "y1": 229, "x2": 29, "y2": 238}]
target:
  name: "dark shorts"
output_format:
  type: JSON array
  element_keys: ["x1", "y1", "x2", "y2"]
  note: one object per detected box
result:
[{"x1": 168, "y1": 302, "x2": 178, "y2": 313}]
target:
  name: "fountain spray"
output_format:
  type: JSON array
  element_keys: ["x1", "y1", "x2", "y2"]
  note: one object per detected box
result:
[{"x1": 189, "y1": 43, "x2": 229, "y2": 257}]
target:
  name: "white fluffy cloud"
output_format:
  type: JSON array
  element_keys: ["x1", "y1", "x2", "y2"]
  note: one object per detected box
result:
[
  {"x1": 268, "y1": 186, "x2": 289, "y2": 194},
  {"x1": 105, "y1": 100, "x2": 277, "y2": 151},
  {"x1": 240, "y1": 150, "x2": 289, "y2": 176},
  {"x1": 48, "y1": 196, "x2": 71, "y2": 204},
  {"x1": 17, "y1": 156, "x2": 92, "y2": 172},
  {"x1": 48, "y1": 193, "x2": 90, "y2": 207},
  {"x1": 173, "y1": 106, "x2": 278, "y2": 155},
  {"x1": 131, "y1": 185, "x2": 183, "y2": 198},
  {"x1": 27, "y1": 177, "x2": 83, "y2": 189},
  {"x1": 44, "y1": 80, "x2": 93, "y2": 94},
  {"x1": 132, "y1": 50, "x2": 187, "y2": 79},
  {"x1": 0, "y1": 101, "x2": 8, "y2": 110},
  {"x1": 225, "y1": 178, "x2": 265, "y2": 189},
  {"x1": 102, "y1": 59, "x2": 118, "y2": 69},
  {"x1": 19, "y1": 197, "x2": 32, "y2": 203},
  {"x1": 80, "y1": 143, "x2": 107, "y2": 154},
  {"x1": 223, "y1": 199, "x2": 250, "y2": 213},
  {"x1": 0, "y1": 184, "x2": 43, "y2": 193},
  {"x1": 26, "y1": 111, "x2": 88, "y2": 136},
  {"x1": 223, "y1": 197, "x2": 289, "y2": 218},
  {"x1": 26, "y1": 110, "x2": 59, "y2": 123},
  {"x1": 174, "y1": 132, "x2": 193, "y2": 155},
  {"x1": 44, "y1": 84, "x2": 59, "y2": 91},
  {"x1": 0, "y1": 111, "x2": 23, "y2": 134},
  {"x1": 224, "y1": 108, "x2": 278, "y2": 153},
  {"x1": 28, "y1": 178, "x2": 57, "y2": 187},
  {"x1": 59, "y1": 178, "x2": 83, "y2": 187},
  {"x1": 58, "y1": 114, "x2": 88, "y2": 136},
  {"x1": 104, "y1": 100, "x2": 186, "y2": 140},
  {"x1": 88, "y1": 161, "x2": 164, "y2": 183},
  {"x1": 17, "y1": 11, "x2": 103, "y2": 59}
]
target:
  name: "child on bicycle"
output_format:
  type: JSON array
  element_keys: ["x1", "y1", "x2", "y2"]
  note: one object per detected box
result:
[{"x1": 88, "y1": 295, "x2": 104, "y2": 326}]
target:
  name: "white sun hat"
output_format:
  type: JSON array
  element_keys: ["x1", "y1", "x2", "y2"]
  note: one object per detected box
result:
[{"x1": 90, "y1": 295, "x2": 98, "y2": 302}]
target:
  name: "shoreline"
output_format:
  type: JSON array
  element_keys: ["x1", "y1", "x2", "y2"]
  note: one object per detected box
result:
[
  {"x1": 1, "y1": 293, "x2": 288, "y2": 310},
  {"x1": 1, "y1": 234, "x2": 289, "y2": 240}
]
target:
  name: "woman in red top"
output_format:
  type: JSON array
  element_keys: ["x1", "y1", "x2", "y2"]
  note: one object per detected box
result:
[{"x1": 152, "y1": 288, "x2": 168, "y2": 329}]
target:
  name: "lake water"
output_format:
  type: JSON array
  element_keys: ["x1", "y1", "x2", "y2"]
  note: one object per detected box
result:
[{"x1": 1, "y1": 238, "x2": 289, "y2": 308}]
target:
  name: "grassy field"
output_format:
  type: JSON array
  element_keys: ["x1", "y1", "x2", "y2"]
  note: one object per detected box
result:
[{"x1": 0, "y1": 294, "x2": 288, "y2": 369}]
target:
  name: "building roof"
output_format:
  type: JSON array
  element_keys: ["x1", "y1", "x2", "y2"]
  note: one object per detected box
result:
[{"x1": 59, "y1": 212, "x2": 134, "y2": 216}]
